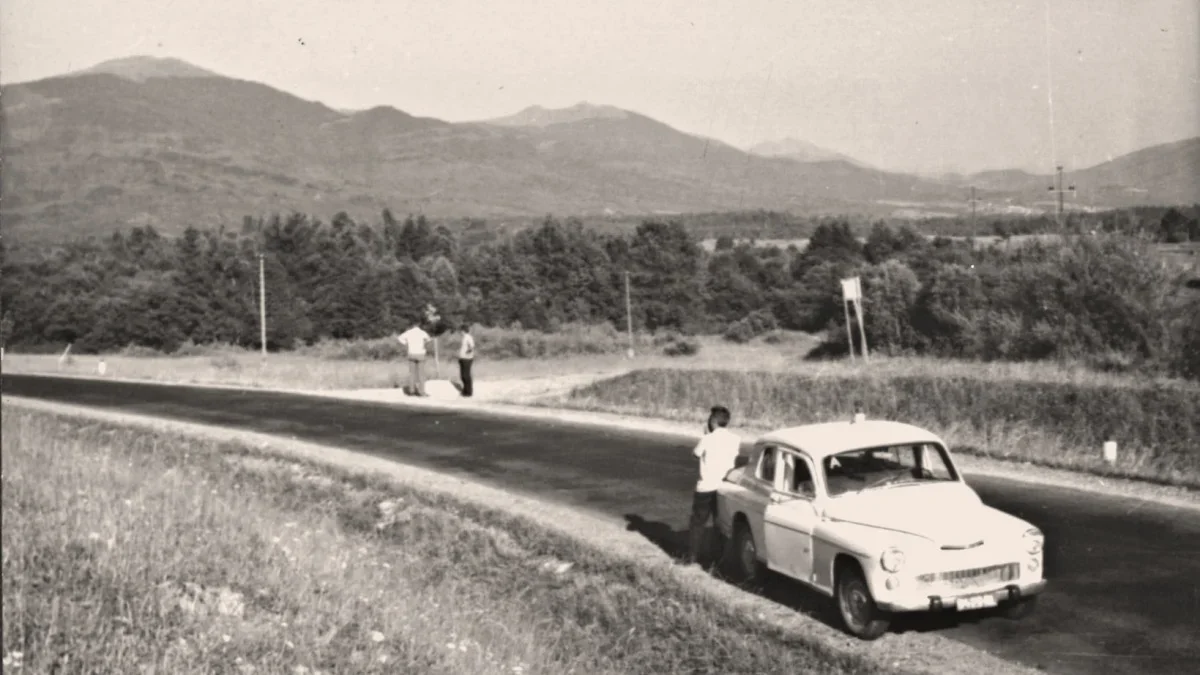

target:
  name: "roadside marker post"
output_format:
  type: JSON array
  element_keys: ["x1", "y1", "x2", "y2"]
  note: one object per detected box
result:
[
  {"x1": 98, "y1": 359, "x2": 107, "y2": 376},
  {"x1": 1103, "y1": 441, "x2": 1118, "y2": 464}
]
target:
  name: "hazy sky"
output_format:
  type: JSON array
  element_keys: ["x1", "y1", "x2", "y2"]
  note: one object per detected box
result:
[{"x1": 3, "y1": 0, "x2": 1197, "y2": 174}]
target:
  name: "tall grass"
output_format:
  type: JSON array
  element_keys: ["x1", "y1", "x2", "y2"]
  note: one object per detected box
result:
[
  {"x1": 563, "y1": 369, "x2": 1200, "y2": 488},
  {"x1": 1, "y1": 408, "x2": 904, "y2": 675}
]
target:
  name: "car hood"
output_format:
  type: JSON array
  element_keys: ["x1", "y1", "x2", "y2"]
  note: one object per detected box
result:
[{"x1": 822, "y1": 483, "x2": 1023, "y2": 548}]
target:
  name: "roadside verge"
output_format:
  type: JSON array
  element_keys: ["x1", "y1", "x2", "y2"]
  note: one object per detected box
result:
[{"x1": 2, "y1": 395, "x2": 1045, "y2": 675}]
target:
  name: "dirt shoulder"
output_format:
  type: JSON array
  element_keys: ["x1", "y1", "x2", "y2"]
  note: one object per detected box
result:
[
  {"x1": 6, "y1": 368, "x2": 1197, "y2": 512},
  {"x1": 1, "y1": 395, "x2": 1044, "y2": 675}
]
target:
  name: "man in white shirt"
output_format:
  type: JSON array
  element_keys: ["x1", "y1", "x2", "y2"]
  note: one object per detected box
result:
[
  {"x1": 687, "y1": 405, "x2": 741, "y2": 565},
  {"x1": 397, "y1": 321, "x2": 432, "y2": 396},
  {"x1": 457, "y1": 323, "x2": 476, "y2": 397}
]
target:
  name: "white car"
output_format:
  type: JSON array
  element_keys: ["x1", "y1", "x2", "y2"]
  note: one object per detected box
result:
[{"x1": 715, "y1": 417, "x2": 1046, "y2": 640}]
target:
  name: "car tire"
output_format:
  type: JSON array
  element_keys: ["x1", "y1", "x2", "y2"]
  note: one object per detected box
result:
[
  {"x1": 999, "y1": 595, "x2": 1038, "y2": 620},
  {"x1": 835, "y1": 563, "x2": 890, "y2": 640},
  {"x1": 733, "y1": 521, "x2": 767, "y2": 586}
]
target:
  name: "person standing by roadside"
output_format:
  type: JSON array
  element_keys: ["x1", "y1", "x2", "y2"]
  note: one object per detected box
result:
[
  {"x1": 458, "y1": 323, "x2": 476, "y2": 398},
  {"x1": 686, "y1": 405, "x2": 741, "y2": 566},
  {"x1": 397, "y1": 320, "x2": 432, "y2": 396}
]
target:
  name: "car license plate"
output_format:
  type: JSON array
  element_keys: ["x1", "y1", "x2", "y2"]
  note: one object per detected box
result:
[{"x1": 956, "y1": 593, "x2": 998, "y2": 611}]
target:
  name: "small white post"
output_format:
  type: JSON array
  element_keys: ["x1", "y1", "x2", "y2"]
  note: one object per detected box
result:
[
  {"x1": 1103, "y1": 441, "x2": 1118, "y2": 464},
  {"x1": 98, "y1": 359, "x2": 107, "y2": 376}
]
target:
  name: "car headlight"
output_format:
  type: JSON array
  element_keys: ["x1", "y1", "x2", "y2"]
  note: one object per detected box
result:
[
  {"x1": 1023, "y1": 527, "x2": 1044, "y2": 555},
  {"x1": 880, "y1": 547, "x2": 906, "y2": 573}
]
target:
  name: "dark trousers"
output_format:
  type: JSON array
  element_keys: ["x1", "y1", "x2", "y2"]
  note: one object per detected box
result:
[
  {"x1": 688, "y1": 490, "x2": 719, "y2": 563},
  {"x1": 458, "y1": 358, "x2": 473, "y2": 397}
]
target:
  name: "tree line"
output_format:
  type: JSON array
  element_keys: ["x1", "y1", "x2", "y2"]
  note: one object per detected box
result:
[{"x1": 1, "y1": 207, "x2": 1197, "y2": 378}]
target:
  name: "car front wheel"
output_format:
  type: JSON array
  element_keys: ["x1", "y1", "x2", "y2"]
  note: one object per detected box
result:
[{"x1": 835, "y1": 564, "x2": 890, "y2": 640}]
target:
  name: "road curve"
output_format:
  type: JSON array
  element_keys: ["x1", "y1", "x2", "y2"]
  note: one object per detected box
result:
[{"x1": 3, "y1": 374, "x2": 1198, "y2": 675}]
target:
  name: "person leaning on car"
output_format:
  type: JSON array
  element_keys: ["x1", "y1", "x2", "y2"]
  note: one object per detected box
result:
[{"x1": 686, "y1": 405, "x2": 741, "y2": 565}]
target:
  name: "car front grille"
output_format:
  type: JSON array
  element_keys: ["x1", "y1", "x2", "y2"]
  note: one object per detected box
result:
[{"x1": 916, "y1": 563, "x2": 1019, "y2": 590}]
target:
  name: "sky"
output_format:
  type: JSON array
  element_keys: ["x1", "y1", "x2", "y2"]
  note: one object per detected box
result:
[{"x1": 2, "y1": 0, "x2": 1197, "y2": 175}]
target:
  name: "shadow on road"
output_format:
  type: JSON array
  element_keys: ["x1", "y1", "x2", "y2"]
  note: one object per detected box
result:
[{"x1": 622, "y1": 513, "x2": 1013, "y2": 637}]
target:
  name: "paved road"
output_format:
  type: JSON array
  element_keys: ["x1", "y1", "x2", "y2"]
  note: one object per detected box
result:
[{"x1": 3, "y1": 374, "x2": 1198, "y2": 675}]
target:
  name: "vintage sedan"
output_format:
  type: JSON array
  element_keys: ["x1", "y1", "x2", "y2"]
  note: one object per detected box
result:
[{"x1": 715, "y1": 417, "x2": 1046, "y2": 640}]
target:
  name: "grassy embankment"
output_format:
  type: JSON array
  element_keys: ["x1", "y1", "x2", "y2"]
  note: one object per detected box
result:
[
  {"x1": 555, "y1": 367, "x2": 1200, "y2": 489},
  {"x1": 1, "y1": 406, "x2": 910, "y2": 675}
]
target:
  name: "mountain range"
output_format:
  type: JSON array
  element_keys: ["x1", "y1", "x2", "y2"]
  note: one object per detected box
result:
[{"x1": 2, "y1": 56, "x2": 1196, "y2": 242}]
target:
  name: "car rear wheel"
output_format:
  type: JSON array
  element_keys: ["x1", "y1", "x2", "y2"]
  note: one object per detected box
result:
[
  {"x1": 999, "y1": 595, "x2": 1038, "y2": 620},
  {"x1": 733, "y1": 521, "x2": 766, "y2": 586},
  {"x1": 835, "y1": 563, "x2": 890, "y2": 640}
]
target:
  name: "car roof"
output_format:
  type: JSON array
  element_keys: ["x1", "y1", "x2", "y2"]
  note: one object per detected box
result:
[{"x1": 756, "y1": 420, "x2": 946, "y2": 460}]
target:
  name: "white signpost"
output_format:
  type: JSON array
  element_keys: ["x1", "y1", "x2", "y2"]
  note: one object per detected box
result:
[{"x1": 841, "y1": 277, "x2": 869, "y2": 361}]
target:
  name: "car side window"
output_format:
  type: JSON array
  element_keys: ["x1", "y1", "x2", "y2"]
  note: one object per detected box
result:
[
  {"x1": 783, "y1": 452, "x2": 816, "y2": 498},
  {"x1": 757, "y1": 446, "x2": 777, "y2": 484}
]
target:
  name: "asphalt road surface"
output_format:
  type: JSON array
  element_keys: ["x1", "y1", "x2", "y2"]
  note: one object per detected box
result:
[{"x1": 3, "y1": 374, "x2": 1198, "y2": 675}]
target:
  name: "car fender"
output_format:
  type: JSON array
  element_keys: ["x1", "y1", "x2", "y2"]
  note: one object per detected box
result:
[{"x1": 812, "y1": 519, "x2": 928, "y2": 593}]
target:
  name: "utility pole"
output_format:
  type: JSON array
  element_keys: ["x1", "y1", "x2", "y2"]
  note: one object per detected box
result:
[
  {"x1": 968, "y1": 186, "x2": 982, "y2": 241},
  {"x1": 624, "y1": 270, "x2": 634, "y2": 358},
  {"x1": 1047, "y1": 165, "x2": 1076, "y2": 228},
  {"x1": 258, "y1": 252, "x2": 267, "y2": 361}
]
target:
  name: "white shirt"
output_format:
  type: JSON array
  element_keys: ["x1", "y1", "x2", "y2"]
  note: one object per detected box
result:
[
  {"x1": 694, "y1": 427, "x2": 741, "y2": 492},
  {"x1": 459, "y1": 333, "x2": 476, "y2": 359},
  {"x1": 398, "y1": 327, "x2": 430, "y2": 358}
]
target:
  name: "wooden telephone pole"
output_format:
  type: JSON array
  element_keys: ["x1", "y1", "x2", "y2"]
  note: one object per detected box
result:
[
  {"x1": 258, "y1": 253, "x2": 267, "y2": 361},
  {"x1": 1047, "y1": 165, "x2": 1076, "y2": 227},
  {"x1": 968, "y1": 186, "x2": 983, "y2": 240}
]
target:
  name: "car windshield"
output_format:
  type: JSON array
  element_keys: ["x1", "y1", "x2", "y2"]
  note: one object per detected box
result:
[{"x1": 822, "y1": 443, "x2": 957, "y2": 497}]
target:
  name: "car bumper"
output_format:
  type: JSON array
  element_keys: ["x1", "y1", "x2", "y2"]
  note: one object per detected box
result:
[{"x1": 877, "y1": 579, "x2": 1047, "y2": 613}]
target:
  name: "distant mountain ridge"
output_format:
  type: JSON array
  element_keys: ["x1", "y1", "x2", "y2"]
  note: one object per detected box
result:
[
  {"x1": 71, "y1": 55, "x2": 222, "y2": 82},
  {"x1": 748, "y1": 138, "x2": 870, "y2": 167},
  {"x1": 1, "y1": 55, "x2": 1195, "y2": 242},
  {"x1": 485, "y1": 102, "x2": 631, "y2": 127}
]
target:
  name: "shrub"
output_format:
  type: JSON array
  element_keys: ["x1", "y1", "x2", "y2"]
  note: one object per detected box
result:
[
  {"x1": 119, "y1": 344, "x2": 164, "y2": 358},
  {"x1": 723, "y1": 319, "x2": 755, "y2": 344},
  {"x1": 662, "y1": 338, "x2": 700, "y2": 357},
  {"x1": 724, "y1": 309, "x2": 778, "y2": 343}
]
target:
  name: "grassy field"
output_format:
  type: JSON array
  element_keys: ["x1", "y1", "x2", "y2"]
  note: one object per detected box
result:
[
  {"x1": 1, "y1": 406, "x2": 913, "y2": 675},
  {"x1": 3, "y1": 330, "x2": 1168, "y2": 392},
  {"x1": 556, "y1": 368, "x2": 1200, "y2": 489}
]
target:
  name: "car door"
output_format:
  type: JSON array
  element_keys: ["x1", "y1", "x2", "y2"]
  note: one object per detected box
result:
[
  {"x1": 763, "y1": 448, "x2": 819, "y2": 584},
  {"x1": 733, "y1": 444, "x2": 778, "y2": 558}
]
